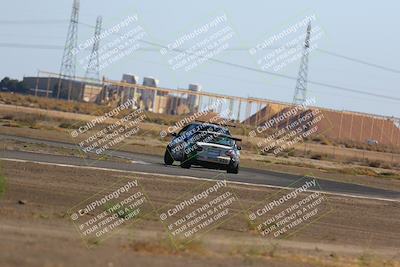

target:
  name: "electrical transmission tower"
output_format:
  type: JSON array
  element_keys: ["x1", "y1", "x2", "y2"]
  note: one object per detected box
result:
[
  {"x1": 292, "y1": 22, "x2": 311, "y2": 105},
  {"x1": 85, "y1": 16, "x2": 102, "y2": 81},
  {"x1": 57, "y1": 0, "x2": 79, "y2": 99},
  {"x1": 59, "y1": 0, "x2": 80, "y2": 79}
]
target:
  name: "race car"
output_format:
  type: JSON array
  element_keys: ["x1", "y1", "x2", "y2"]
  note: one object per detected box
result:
[{"x1": 163, "y1": 122, "x2": 241, "y2": 174}]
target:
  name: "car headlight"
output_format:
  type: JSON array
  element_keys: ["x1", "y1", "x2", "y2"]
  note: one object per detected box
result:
[{"x1": 225, "y1": 150, "x2": 235, "y2": 157}]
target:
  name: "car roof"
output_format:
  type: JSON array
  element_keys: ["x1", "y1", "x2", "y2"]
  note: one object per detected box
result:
[{"x1": 190, "y1": 122, "x2": 230, "y2": 133}]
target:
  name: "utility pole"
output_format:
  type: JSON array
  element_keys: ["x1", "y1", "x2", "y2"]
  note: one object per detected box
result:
[
  {"x1": 85, "y1": 16, "x2": 102, "y2": 81},
  {"x1": 293, "y1": 22, "x2": 311, "y2": 105},
  {"x1": 58, "y1": 0, "x2": 80, "y2": 99}
]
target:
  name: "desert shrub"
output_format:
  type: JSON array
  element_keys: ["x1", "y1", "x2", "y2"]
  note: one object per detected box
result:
[
  {"x1": 3, "y1": 122, "x2": 21, "y2": 128},
  {"x1": 287, "y1": 149, "x2": 296, "y2": 157},
  {"x1": 1, "y1": 114, "x2": 14, "y2": 120},
  {"x1": 311, "y1": 134, "x2": 331, "y2": 146},
  {"x1": 312, "y1": 136, "x2": 322, "y2": 142},
  {"x1": 310, "y1": 153, "x2": 323, "y2": 160},
  {"x1": 320, "y1": 138, "x2": 331, "y2": 146},
  {"x1": 380, "y1": 163, "x2": 392, "y2": 170},
  {"x1": 379, "y1": 172, "x2": 396, "y2": 177},
  {"x1": 339, "y1": 167, "x2": 377, "y2": 176},
  {"x1": 59, "y1": 121, "x2": 77, "y2": 129},
  {"x1": 367, "y1": 160, "x2": 382, "y2": 168}
]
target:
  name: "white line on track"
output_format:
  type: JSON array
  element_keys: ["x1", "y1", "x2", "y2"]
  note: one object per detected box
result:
[
  {"x1": 1, "y1": 157, "x2": 399, "y2": 203},
  {"x1": 131, "y1": 160, "x2": 150, "y2": 165}
]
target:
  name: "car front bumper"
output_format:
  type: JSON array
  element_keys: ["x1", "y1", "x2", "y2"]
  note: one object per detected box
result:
[{"x1": 196, "y1": 154, "x2": 231, "y2": 165}]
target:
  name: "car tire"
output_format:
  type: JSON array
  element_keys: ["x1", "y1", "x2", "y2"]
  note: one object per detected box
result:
[
  {"x1": 227, "y1": 162, "x2": 239, "y2": 174},
  {"x1": 164, "y1": 148, "x2": 174, "y2": 165},
  {"x1": 180, "y1": 153, "x2": 192, "y2": 169}
]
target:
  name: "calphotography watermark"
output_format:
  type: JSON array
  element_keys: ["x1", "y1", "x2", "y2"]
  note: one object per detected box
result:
[
  {"x1": 159, "y1": 98, "x2": 227, "y2": 138},
  {"x1": 160, "y1": 14, "x2": 236, "y2": 72},
  {"x1": 249, "y1": 14, "x2": 325, "y2": 72},
  {"x1": 157, "y1": 178, "x2": 242, "y2": 245},
  {"x1": 68, "y1": 178, "x2": 154, "y2": 247},
  {"x1": 75, "y1": 15, "x2": 147, "y2": 72},
  {"x1": 69, "y1": 98, "x2": 147, "y2": 157},
  {"x1": 247, "y1": 176, "x2": 332, "y2": 239},
  {"x1": 248, "y1": 97, "x2": 326, "y2": 155}
]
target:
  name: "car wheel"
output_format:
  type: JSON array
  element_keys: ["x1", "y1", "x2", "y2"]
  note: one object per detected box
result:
[
  {"x1": 164, "y1": 148, "x2": 174, "y2": 165},
  {"x1": 227, "y1": 163, "x2": 239, "y2": 174},
  {"x1": 180, "y1": 153, "x2": 192, "y2": 169}
]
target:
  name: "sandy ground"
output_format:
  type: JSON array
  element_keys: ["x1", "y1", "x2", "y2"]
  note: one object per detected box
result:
[{"x1": 0, "y1": 160, "x2": 399, "y2": 267}]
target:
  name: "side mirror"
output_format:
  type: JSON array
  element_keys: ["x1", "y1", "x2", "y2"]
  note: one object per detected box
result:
[
  {"x1": 171, "y1": 132, "x2": 177, "y2": 137},
  {"x1": 237, "y1": 145, "x2": 242, "y2": 150}
]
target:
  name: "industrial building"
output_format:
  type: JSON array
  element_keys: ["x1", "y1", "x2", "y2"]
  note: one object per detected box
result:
[
  {"x1": 23, "y1": 76, "x2": 102, "y2": 102},
  {"x1": 187, "y1": 84, "x2": 202, "y2": 113},
  {"x1": 111, "y1": 74, "x2": 202, "y2": 115}
]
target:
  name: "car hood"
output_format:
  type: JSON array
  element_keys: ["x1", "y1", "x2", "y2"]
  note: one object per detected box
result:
[{"x1": 196, "y1": 142, "x2": 233, "y2": 150}]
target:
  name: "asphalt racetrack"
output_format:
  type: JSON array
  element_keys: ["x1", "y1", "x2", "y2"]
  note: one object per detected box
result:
[{"x1": 1, "y1": 135, "x2": 399, "y2": 202}]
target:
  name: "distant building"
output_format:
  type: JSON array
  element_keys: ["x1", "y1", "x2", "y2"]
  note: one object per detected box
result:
[
  {"x1": 141, "y1": 77, "x2": 159, "y2": 112},
  {"x1": 22, "y1": 76, "x2": 101, "y2": 102},
  {"x1": 187, "y1": 84, "x2": 201, "y2": 113},
  {"x1": 120, "y1": 74, "x2": 139, "y2": 106},
  {"x1": 166, "y1": 95, "x2": 189, "y2": 115},
  {"x1": 82, "y1": 84, "x2": 102, "y2": 102},
  {"x1": 122, "y1": 74, "x2": 139, "y2": 84}
]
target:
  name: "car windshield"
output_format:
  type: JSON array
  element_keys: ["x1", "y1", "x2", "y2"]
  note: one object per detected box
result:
[
  {"x1": 196, "y1": 125, "x2": 229, "y2": 135},
  {"x1": 179, "y1": 124, "x2": 230, "y2": 139},
  {"x1": 178, "y1": 124, "x2": 197, "y2": 136}
]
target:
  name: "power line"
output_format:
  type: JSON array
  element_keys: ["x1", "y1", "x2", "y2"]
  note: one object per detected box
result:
[
  {"x1": 0, "y1": 43, "x2": 63, "y2": 50},
  {"x1": 0, "y1": 19, "x2": 68, "y2": 25},
  {"x1": 316, "y1": 48, "x2": 400, "y2": 74},
  {"x1": 3, "y1": 18, "x2": 400, "y2": 75},
  {"x1": 131, "y1": 38, "x2": 400, "y2": 102},
  {"x1": 1, "y1": 20, "x2": 399, "y2": 102},
  {"x1": 4, "y1": 38, "x2": 395, "y2": 101},
  {"x1": 81, "y1": 22, "x2": 400, "y2": 75}
]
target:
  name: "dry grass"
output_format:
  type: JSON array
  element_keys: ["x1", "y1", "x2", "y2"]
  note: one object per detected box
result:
[
  {"x1": 124, "y1": 237, "x2": 206, "y2": 255},
  {"x1": 0, "y1": 163, "x2": 5, "y2": 197},
  {"x1": 0, "y1": 92, "x2": 109, "y2": 115}
]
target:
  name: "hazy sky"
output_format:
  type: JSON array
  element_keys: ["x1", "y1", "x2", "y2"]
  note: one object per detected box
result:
[{"x1": 1, "y1": 0, "x2": 399, "y2": 117}]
